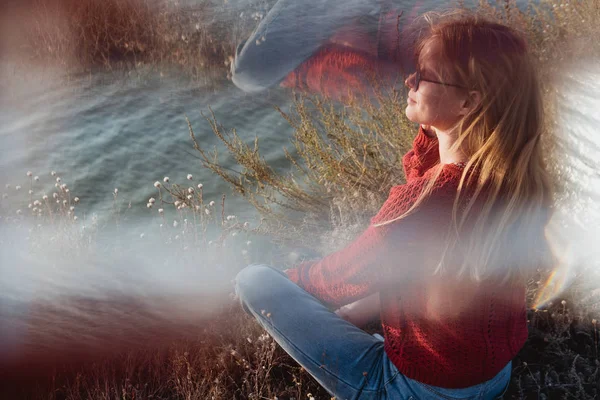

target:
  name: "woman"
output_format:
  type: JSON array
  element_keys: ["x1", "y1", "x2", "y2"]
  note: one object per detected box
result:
[
  {"x1": 231, "y1": 0, "x2": 427, "y2": 100},
  {"x1": 235, "y1": 11, "x2": 554, "y2": 399}
]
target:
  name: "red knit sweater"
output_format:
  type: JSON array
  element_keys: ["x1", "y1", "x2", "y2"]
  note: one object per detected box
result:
[{"x1": 285, "y1": 127, "x2": 528, "y2": 388}]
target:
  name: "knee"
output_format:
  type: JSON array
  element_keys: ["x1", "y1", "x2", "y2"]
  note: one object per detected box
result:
[{"x1": 235, "y1": 264, "x2": 281, "y2": 296}]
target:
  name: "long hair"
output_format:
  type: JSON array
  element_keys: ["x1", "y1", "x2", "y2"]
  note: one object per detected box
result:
[{"x1": 375, "y1": 11, "x2": 555, "y2": 283}]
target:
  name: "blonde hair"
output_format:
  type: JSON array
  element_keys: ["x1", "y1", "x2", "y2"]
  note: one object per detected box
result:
[{"x1": 375, "y1": 11, "x2": 555, "y2": 283}]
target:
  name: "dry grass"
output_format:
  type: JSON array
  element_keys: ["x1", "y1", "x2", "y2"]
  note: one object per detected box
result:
[{"x1": 0, "y1": 0, "x2": 274, "y2": 82}]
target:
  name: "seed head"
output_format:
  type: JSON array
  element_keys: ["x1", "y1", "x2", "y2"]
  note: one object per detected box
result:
[
  {"x1": 42, "y1": 195, "x2": 48, "y2": 201},
  {"x1": 51, "y1": 171, "x2": 56, "y2": 176},
  {"x1": 188, "y1": 187, "x2": 194, "y2": 194},
  {"x1": 173, "y1": 220, "x2": 178, "y2": 227},
  {"x1": 56, "y1": 177, "x2": 61, "y2": 183},
  {"x1": 114, "y1": 188, "x2": 118, "y2": 194},
  {"x1": 53, "y1": 193, "x2": 58, "y2": 199},
  {"x1": 32, "y1": 207, "x2": 38, "y2": 212},
  {"x1": 27, "y1": 171, "x2": 32, "y2": 177},
  {"x1": 174, "y1": 200, "x2": 181, "y2": 207},
  {"x1": 154, "y1": 181, "x2": 161, "y2": 188},
  {"x1": 205, "y1": 208, "x2": 210, "y2": 215},
  {"x1": 73, "y1": 216, "x2": 78, "y2": 221},
  {"x1": 158, "y1": 208, "x2": 164, "y2": 214},
  {"x1": 74, "y1": 197, "x2": 80, "y2": 203},
  {"x1": 187, "y1": 194, "x2": 193, "y2": 200},
  {"x1": 163, "y1": 177, "x2": 170, "y2": 183},
  {"x1": 147, "y1": 203, "x2": 153, "y2": 208},
  {"x1": 209, "y1": 201, "x2": 215, "y2": 206},
  {"x1": 197, "y1": 183, "x2": 203, "y2": 189},
  {"x1": 187, "y1": 174, "x2": 193, "y2": 180},
  {"x1": 28, "y1": 204, "x2": 33, "y2": 208},
  {"x1": 34, "y1": 200, "x2": 41, "y2": 206},
  {"x1": 16, "y1": 210, "x2": 22, "y2": 215},
  {"x1": 15, "y1": 185, "x2": 21, "y2": 191},
  {"x1": 34, "y1": 176, "x2": 39, "y2": 182},
  {"x1": 28, "y1": 190, "x2": 33, "y2": 195}
]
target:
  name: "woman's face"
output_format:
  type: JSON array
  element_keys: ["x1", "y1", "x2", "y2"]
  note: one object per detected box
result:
[{"x1": 405, "y1": 39, "x2": 469, "y2": 131}]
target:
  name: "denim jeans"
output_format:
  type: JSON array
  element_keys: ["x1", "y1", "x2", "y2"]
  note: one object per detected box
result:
[{"x1": 235, "y1": 264, "x2": 511, "y2": 400}]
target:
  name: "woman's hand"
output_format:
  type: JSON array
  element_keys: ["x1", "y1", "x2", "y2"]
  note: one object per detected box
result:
[{"x1": 334, "y1": 292, "x2": 380, "y2": 328}]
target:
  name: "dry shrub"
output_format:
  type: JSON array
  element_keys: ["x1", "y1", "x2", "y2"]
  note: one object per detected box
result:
[
  {"x1": 0, "y1": 0, "x2": 270, "y2": 79},
  {"x1": 190, "y1": 88, "x2": 415, "y2": 254}
]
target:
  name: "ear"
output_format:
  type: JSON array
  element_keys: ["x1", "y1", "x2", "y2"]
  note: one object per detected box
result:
[{"x1": 458, "y1": 90, "x2": 482, "y2": 116}]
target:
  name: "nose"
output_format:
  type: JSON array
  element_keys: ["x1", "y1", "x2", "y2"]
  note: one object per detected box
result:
[{"x1": 405, "y1": 72, "x2": 416, "y2": 89}]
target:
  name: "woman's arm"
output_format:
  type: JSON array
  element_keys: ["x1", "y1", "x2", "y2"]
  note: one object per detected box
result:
[
  {"x1": 285, "y1": 173, "x2": 455, "y2": 309},
  {"x1": 334, "y1": 292, "x2": 380, "y2": 328}
]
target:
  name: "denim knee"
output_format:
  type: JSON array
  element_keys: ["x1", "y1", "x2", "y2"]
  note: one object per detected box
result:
[{"x1": 235, "y1": 264, "x2": 285, "y2": 315}]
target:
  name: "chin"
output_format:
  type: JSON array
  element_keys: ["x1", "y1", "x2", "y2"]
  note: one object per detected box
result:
[{"x1": 404, "y1": 107, "x2": 421, "y2": 125}]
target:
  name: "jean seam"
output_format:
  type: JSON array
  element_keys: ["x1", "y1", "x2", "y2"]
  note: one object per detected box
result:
[{"x1": 256, "y1": 314, "x2": 383, "y2": 395}]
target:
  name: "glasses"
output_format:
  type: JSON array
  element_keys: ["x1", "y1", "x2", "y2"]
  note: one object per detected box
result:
[{"x1": 412, "y1": 69, "x2": 468, "y2": 91}]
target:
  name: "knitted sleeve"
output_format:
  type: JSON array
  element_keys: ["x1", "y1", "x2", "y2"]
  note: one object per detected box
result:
[
  {"x1": 402, "y1": 126, "x2": 440, "y2": 182},
  {"x1": 285, "y1": 170, "x2": 458, "y2": 309},
  {"x1": 279, "y1": 44, "x2": 387, "y2": 100}
]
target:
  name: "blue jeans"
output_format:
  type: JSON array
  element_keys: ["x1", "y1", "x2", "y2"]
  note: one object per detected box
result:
[{"x1": 235, "y1": 264, "x2": 511, "y2": 400}]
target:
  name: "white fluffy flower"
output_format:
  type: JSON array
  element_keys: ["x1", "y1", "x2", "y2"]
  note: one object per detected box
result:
[
  {"x1": 187, "y1": 174, "x2": 193, "y2": 180},
  {"x1": 147, "y1": 203, "x2": 153, "y2": 208},
  {"x1": 154, "y1": 181, "x2": 161, "y2": 188},
  {"x1": 34, "y1": 200, "x2": 41, "y2": 206},
  {"x1": 15, "y1": 185, "x2": 21, "y2": 191},
  {"x1": 205, "y1": 208, "x2": 210, "y2": 215},
  {"x1": 197, "y1": 183, "x2": 203, "y2": 189},
  {"x1": 42, "y1": 195, "x2": 48, "y2": 201},
  {"x1": 163, "y1": 177, "x2": 170, "y2": 183},
  {"x1": 16, "y1": 209, "x2": 22, "y2": 215},
  {"x1": 34, "y1": 176, "x2": 39, "y2": 182},
  {"x1": 51, "y1": 171, "x2": 56, "y2": 176},
  {"x1": 158, "y1": 208, "x2": 164, "y2": 214},
  {"x1": 53, "y1": 193, "x2": 58, "y2": 199},
  {"x1": 73, "y1": 197, "x2": 80, "y2": 203},
  {"x1": 209, "y1": 201, "x2": 215, "y2": 206},
  {"x1": 26, "y1": 171, "x2": 32, "y2": 177},
  {"x1": 28, "y1": 190, "x2": 33, "y2": 195},
  {"x1": 73, "y1": 216, "x2": 78, "y2": 221},
  {"x1": 56, "y1": 177, "x2": 61, "y2": 183},
  {"x1": 114, "y1": 188, "x2": 118, "y2": 194},
  {"x1": 174, "y1": 200, "x2": 181, "y2": 207},
  {"x1": 188, "y1": 187, "x2": 194, "y2": 194},
  {"x1": 187, "y1": 194, "x2": 193, "y2": 200},
  {"x1": 69, "y1": 206, "x2": 75, "y2": 211},
  {"x1": 173, "y1": 220, "x2": 178, "y2": 227},
  {"x1": 149, "y1": 197, "x2": 156, "y2": 204}
]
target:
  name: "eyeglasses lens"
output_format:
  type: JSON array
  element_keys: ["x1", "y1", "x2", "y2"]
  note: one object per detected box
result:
[{"x1": 414, "y1": 70, "x2": 420, "y2": 92}]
